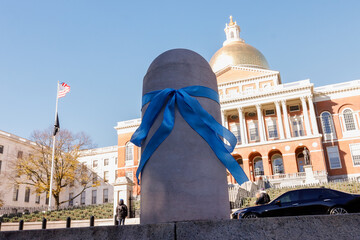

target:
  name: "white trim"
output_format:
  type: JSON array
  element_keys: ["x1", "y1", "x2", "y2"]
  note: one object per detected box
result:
[
  {"x1": 309, "y1": 149, "x2": 323, "y2": 153},
  {"x1": 282, "y1": 153, "x2": 295, "y2": 156},
  {"x1": 235, "y1": 134, "x2": 322, "y2": 148},
  {"x1": 323, "y1": 136, "x2": 360, "y2": 143}
]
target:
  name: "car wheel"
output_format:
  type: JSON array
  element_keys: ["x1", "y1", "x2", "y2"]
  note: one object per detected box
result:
[
  {"x1": 329, "y1": 207, "x2": 348, "y2": 215},
  {"x1": 243, "y1": 213, "x2": 258, "y2": 218}
]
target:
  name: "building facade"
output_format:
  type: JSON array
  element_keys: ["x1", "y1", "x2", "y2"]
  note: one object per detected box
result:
[
  {"x1": 0, "y1": 130, "x2": 49, "y2": 211},
  {"x1": 115, "y1": 17, "x2": 360, "y2": 193},
  {"x1": 0, "y1": 129, "x2": 116, "y2": 211}
]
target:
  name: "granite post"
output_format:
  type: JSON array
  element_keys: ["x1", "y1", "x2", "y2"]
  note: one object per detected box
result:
[{"x1": 140, "y1": 49, "x2": 229, "y2": 224}]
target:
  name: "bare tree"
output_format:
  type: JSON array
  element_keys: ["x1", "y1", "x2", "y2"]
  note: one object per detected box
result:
[{"x1": 10, "y1": 128, "x2": 98, "y2": 210}]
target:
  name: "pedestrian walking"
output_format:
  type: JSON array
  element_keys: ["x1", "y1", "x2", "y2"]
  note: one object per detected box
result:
[{"x1": 116, "y1": 199, "x2": 128, "y2": 225}]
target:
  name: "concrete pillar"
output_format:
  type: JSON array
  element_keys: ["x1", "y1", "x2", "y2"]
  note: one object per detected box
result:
[
  {"x1": 307, "y1": 95, "x2": 319, "y2": 135},
  {"x1": 113, "y1": 177, "x2": 134, "y2": 218},
  {"x1": 281, "y1": 100, "x2": 292, "y2": 138},
  {"x1": 301, "y1": 96, "x2": 312, "y2": 136},
  {"x1": 275, "y1": 101, "x2": 285, "y2": 139},
  {"x1": 237, "y1": 107, "x2": 245, "y2": 145},
  {"x1": 140, "y1": 49, "x2": 229, "y2": 224},
  {"x1": 256, "y1": 104, "x2": 266, "y2": 142}
]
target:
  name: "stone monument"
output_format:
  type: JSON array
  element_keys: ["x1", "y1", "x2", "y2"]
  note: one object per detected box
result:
[
  {"x1": 136, "y1": 49, "x2": 230, "y2": 224},
  {"x1": 303, "y1": 147, "x2": 319, "y2": 184}
]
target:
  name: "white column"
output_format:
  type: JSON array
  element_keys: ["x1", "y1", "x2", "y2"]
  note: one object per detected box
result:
[
  {"x1": 307, "y1": 95, "x2": 319, "y2": 135},
  {"x1": 281, "y1": 100, "x2": 292, "y2": 138},
  {"x1": 301, "y1": 96, "x2": 312, "y2": 136},
  {"x1": 256, "y1": 104, "x2": 266, "y2": 142},
  {"x1": 223, "y1": 111, "x2": 228, "y2": 129},
  {"x1": 237, "y1": 107, "x2": 246, "y2": 145},
  {"x1": 221, "y1": 110, "x2": 225, "y2": 126},
  {"x1": 275, "y1": 101, "x2": 285, "y2": 139}
]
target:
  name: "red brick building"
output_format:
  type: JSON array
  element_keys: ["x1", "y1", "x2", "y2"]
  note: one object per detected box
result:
[{"x1": 114, "y1": 17, "x2": 360, "y2": 194}]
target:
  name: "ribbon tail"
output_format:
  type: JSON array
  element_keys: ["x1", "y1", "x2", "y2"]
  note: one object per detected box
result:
[
  {"x1": 136, "y1": 95, "x2": 176, "y2": 184},
  {"x1": 177, "y1": 92, "x2": 248, "y2": 184},
  {"x1": 179, "y1": 89, "x2": 237, "y2": 152}
]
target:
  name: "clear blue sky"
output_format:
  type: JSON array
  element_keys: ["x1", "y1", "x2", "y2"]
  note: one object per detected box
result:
[{"x1": 1, "y1": 1, "x2": 360, "y2": 147}]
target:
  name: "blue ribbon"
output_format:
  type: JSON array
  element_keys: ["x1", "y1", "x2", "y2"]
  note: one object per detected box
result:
[{"x1": 130, "y1": 85, "x2": 248, "y2": 185}]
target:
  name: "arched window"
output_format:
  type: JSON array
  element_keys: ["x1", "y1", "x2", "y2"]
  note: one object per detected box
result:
[
  {"x1": 125, "y1": 142, "x2": 134, "y2": 166},
  {"x1": 230, "y1": 32, "x2": 234, "y2": 39},
  {"x1": 253, "y1": 157, "x2": 264, "y2": 176},
  {"x1": 271, "y1": 154, "x2": 284, "y2": 174},
  {"x1": 343, "y1": 109, "x2": 356, "y2": 131},
  {"x1": 320, "y1": 112, "x2": 336, "y2": 140}
]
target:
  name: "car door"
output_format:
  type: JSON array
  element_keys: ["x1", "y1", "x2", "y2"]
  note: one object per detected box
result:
[
  {"x1": 262, "y1": 190, "x2": 300, "y2": 217},
  {"x1": 296, "y1": 189, "x2": 324, "y2": 216}
]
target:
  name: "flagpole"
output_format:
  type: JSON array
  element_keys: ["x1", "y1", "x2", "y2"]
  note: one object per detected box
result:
[{"x1": 48, "y1": 81, "x2": 60, "y2": 211}]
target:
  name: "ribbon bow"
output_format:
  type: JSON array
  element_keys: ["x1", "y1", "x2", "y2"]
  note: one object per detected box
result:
[{"x1": 130, "y1": 85, "x2": 248, "y2": 185}]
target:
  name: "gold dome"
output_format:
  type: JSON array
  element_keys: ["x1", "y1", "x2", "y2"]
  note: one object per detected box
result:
[
  {"x1": 209, "y1": 17, "x2": 269, "y2": 73},
  {"x1": 209, "y1": 41, "x2": 269, "y2": 73}
]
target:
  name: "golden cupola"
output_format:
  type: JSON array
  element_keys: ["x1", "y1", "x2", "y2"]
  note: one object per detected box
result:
[{"x1": 209, "y1": 16, "x2": 269, "y2": 73}]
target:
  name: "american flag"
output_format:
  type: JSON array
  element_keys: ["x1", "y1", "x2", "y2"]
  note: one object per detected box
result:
[{"x1": 58, "y1": 82, "x2": 71, "y2": 98}]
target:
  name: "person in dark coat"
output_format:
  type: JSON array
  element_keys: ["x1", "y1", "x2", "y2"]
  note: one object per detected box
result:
[
  {"x1": 116, "y1": 199, "x2": 128, "y2": 225},
  {"x1": 255, "y1": 189, "x2": 270, "y2": 205}
]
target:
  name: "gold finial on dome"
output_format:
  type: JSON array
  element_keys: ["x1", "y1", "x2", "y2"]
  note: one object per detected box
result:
[{"x1": 229, "y1": 15, "x2": 235, "y2": 26}]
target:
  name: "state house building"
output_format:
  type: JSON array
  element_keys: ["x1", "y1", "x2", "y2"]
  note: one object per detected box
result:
[{"x1": 114, "y1": 17, "x2": 360, "y2": 195}]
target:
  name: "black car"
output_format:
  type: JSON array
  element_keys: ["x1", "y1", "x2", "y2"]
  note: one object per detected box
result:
[{"x1": 232, "y1": 188, "x2": 360, "y2": 219}]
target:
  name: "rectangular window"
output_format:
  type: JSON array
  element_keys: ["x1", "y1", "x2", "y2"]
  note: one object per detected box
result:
[
  {"x1": 17, "y1": 151, "x2": 23, "y2": 159},
  {"x1": 93, "y1": 160, "x2": 98, "y2": 168},
  {"x1": 69, "y1": 193, "x2": 74, "y2": 206},
  {"x1": 35, "y1": 194, "x2": 40, "y2": 204},
  {"x1": 0, "y1": 160, "x2": 2, "y2": 174},
  {"x1": 350, "y1": 143, "x2": 360, "y2": 166},
  {"x1": 292, "y1": 118, "x2": 304, "y2": 137},
  {"x1": 104, "y1": 171, "x2": 109, "y2": 182},
  {"x1": 230, "y1": 123, "x2": 241, "y2": 144},
  {"x1": 0, "y1": 145, "x2": 3, "y2": 154},
  {"x1": 104, "y1": 159, "x2": 109, "y2": 166},
  {"x1": 81, "y1": 191, "x2": 86, "y2": 205},
  {"x1": 289, "y1": 105, "x2": 300, "y2": 112},
  {"x1": 326, "y1": 146, "x2": 342, "y2": 169},
  {"x1": 46, "y1": 195, "x2": 49, "y2": 205},
  {"x1": 125, "y1": 171, "x2": 133, "y2": 182},
  {"x1": 248, "y1": 121, "x2": 259, "y2": 141},
  {"x1": 125, "y1": 144, "x2": 134, "y2": 166},
  {"x1": 103, "y1": 189, "x2": 109, "y2": 203},
  {"x1": 267, "y1": 119, "x2": 278, "y2": 139},
  {"x1": 265, "y1": 109, "x2": 275, "y2": 116},
  {"x1": 115, "y1": 157, "x2": 118, "y2": 165},
  {"x1": 92, "y1": 190, "x2": 97, "y2": 204},
  {"x1": 24, "y1": 187, "x2": 30, "y2": 202},
  {"x1": 13, "y1": 185, "x2": 19, "y2": 201}
]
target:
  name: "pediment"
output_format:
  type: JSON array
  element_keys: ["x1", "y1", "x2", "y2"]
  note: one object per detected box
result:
[{"x1": 216, "y1": 66, "x2": 279, "y2": 85}]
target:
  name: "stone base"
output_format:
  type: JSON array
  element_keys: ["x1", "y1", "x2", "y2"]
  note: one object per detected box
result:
[
  {"x1": 304, "y1": 165, "x2": 319, "y2": 184},
  {"x1": 1, "y1": 214, "x2": 360, "y2": 240}
]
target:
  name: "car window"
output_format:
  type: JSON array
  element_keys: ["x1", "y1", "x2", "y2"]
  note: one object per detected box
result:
[
  {"x1": 278, "y1": 191, "x2": 300, "y2": 203},
  {"x1": 301, "y1": 189, "x2": 321, "y2": 201},
  {"x1": 320, "y1": 189, "x2": 341, "y2": 198}
]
